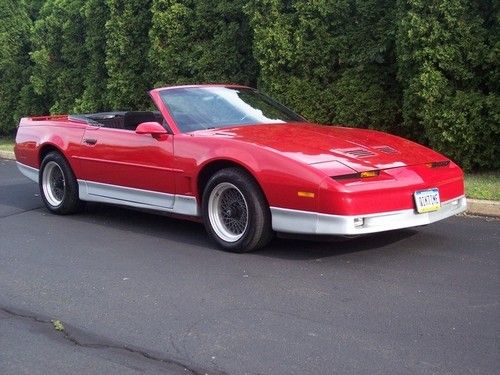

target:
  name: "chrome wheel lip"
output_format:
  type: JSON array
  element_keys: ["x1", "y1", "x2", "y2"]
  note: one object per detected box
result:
[
  {"x1": 42, "y1": 161, "x2": 65, "y2": 207},
  {"x1": 208, "y1": 182, "x2": 249, "y2": 243}
]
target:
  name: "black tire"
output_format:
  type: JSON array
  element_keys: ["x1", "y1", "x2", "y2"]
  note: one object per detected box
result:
[
  {"x1": 202, "y1": 168, "x2": 273, "y2": 252},
  {"x1": 39, "y1": 151, "x2": 84, "y2": 214}
]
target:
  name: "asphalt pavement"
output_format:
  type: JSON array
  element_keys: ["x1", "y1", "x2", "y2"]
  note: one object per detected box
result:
[{"x1": 0, "y1": 158, "x2": 498, "y2": 374}]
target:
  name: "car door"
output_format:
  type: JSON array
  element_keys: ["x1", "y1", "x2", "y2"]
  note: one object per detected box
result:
[{"x1": 75, "y1": 125, "x2": 177, "y2": 210}]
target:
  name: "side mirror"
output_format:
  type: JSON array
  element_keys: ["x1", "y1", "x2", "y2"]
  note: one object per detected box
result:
[{"x1": 135, "y1": 122, "x2": 168, "y2": 139}]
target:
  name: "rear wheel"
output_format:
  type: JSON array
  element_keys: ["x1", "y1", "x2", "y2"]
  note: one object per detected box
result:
[
  {"x1": 39, "y1": 151, "x2": 84, "y2": 214},
  {"x1": 202, "y1": 168, "x2": 273, "y2": 252}
]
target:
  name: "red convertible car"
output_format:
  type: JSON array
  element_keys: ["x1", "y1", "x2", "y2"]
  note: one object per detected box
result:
[{"x1": 15, "y1": 84, "x2": 466, "y2": 252}]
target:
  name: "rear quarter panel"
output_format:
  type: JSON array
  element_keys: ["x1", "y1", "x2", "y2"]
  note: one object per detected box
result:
[{"x1": 15, "y1": 117, "x2": 86, "y2": 175}]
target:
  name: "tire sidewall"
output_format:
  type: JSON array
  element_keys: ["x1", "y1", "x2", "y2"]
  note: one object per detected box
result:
[
  {"x1": 202, "y1": 169, "x2": 270, "y2": 252},
  {"x1": 39, "y1": 152, "x2": 80, "y2": 214}
]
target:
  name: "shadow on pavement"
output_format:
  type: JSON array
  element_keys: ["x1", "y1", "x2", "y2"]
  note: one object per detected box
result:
[
  {"x1": 62, "y1": 201, "x2": 418, "y2": 260},
  {"x1": 259, "y1": 229, "x2": 418, "y2": 260},
  {"x1": 68, "y1": 202, "x2": 212, "y2": 249}
]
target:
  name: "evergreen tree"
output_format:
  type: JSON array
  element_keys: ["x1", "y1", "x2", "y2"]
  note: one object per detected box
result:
[
  {"x1": 12, "y1": 0, "x2": 48, "y2": 124},
  {"x1": 149, "y1": 0, "x2": 257, "y2": 87},
  {"x1": 246, "y1": 0, "x2": 400, "y2": 130},
  {"x1": 396, "y1": 0, "x2": 499, "y2": 170},
  {"x1": 0, "y1": 1, "x2": 32, "y2": 135},
  {"x1": 23, "y1": 0, "x2": 45, "y2": 19},
  {"x1": 105, "y1": 0, "x2": 152, "y2": 109},
  {"x1": 1, "y1": 0, "x2": 498, "y2": 170},
  {"x1": 74, "y1": 0, "x2": 110, "y2": 112},
  {"x1": 29, "y1": 0, "x2": 87, "y2": 114}
]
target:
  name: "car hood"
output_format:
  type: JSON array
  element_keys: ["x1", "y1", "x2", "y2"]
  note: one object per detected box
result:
[{"x1": 195, "y1": 123, "x2": 447, "y2": 172}]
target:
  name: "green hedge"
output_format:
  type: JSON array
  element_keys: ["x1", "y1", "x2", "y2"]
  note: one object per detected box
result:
[
  {"x1": 0, "y1": 1, "x2": 32, "y2": 135},
  {"x1": 0, "y1": 0, "x2": 497, "y2": 171},
  {"x1": 396, "y1": 0, "x2": 499, "y2": 171}
]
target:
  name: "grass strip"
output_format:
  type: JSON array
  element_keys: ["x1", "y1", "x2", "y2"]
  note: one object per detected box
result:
[
  {"x1": 0, "y1": 137, "x2": 14, "y2": 152},
  {"x1": 465, "y1": 172, "x2": 500, "y2": 201}
]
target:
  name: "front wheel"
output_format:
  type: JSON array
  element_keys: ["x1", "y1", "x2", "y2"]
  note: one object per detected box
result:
[
  {"x1": 39, "y1": 151, "x2": 84, "y2": 214},
  {"x1": 202, "y1": 168, "x2": 273, "y2": 252}
]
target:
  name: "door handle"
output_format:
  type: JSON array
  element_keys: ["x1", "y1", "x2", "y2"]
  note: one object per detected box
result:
[{"x1": 83, "y1": 138, "x2": 97, "y2": 145}]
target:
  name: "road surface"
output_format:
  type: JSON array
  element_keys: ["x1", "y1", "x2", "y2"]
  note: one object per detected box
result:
[{"x1": 0, "y1": 159, "x2": 498, "y2": 374}]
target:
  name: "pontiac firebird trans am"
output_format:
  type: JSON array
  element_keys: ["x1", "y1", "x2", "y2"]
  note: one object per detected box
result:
[{"x1": 15, "y1": 84, "x2": 466, "y2": 252}]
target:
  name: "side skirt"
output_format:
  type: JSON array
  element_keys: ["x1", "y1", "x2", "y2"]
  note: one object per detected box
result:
[
  {"x1": 16, "y1": 162, "x2": 199, "y2": 217},
  {"x1": 77, "y1": 180, "x2": 199, "y2": 216}
]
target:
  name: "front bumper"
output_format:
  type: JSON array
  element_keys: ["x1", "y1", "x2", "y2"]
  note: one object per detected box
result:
[{"x1": 271, "y1": 196, "x2": 466, "y2": 235}]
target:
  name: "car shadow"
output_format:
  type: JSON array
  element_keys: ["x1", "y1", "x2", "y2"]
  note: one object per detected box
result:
[
  {"x1": 75, "y1": 202, "x2": 211, "y2": 249},
  {"x1": 66, "y1": 202, "x2": 419, "y2": 260},
  {"x1": 259, "y1": 229, "x2": 419, "y2": 260}
]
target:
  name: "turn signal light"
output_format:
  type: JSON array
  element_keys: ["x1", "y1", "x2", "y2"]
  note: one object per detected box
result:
[
  {"x1": 360, "y1": 170, "x2": 379, "y2": 178},
  {"x1": 297, "y1": 191, "x2": 315, "y2": 198},
  {"x1": 333, "y1": 170, "x2": 380, "y2": 181}
]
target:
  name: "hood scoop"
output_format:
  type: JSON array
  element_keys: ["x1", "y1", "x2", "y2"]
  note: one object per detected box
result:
[
  {"x1": 374, "y1": 145, "x2": 398, "y2": 154},
  {"x1": 338, "y1": 148, "x2": 376, "y2": 158}
]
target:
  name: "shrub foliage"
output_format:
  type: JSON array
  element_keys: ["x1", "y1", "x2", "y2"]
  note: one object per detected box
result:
[
  {"x1": 0, "y1": 1, "x2": 33, "y2": 136},
  {"x1": 397, "y1": 0, "x2": 499, "y2": 170},
  {"x1": 0, "y1": 0, "x2": 497, "y2": 170}
]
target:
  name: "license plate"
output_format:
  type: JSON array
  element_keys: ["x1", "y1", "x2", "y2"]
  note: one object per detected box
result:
[{"x1": 414, "y1": 188, "x2": 441, "y2": 213}]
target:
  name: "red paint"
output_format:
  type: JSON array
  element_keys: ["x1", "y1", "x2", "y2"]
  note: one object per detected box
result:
[
  {"x1": 15, "y1": 84, "x2": 465, "y2": 216},
  {"x1": 76, "y1": 127, "x2": 176, "y2": 194},
  {"x1": 135, "y1": 121, "x2": 168, "y2": 138}
]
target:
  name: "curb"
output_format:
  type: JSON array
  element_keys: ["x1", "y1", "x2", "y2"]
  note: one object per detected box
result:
[
  {"x1": 467, "y1": 199, "x2": 500, "y2": 218},
  {"x1": 1, "y1": 148, "x2": 498, "y2": 218}
]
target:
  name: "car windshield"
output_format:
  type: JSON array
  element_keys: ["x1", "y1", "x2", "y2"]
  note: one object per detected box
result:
[{"x1": 159, "y1": 86, "x2": 304, "y2": 132}]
